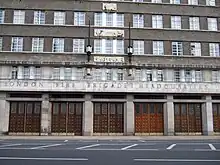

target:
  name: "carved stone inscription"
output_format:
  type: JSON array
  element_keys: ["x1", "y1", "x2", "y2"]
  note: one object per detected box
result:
[{"x1": 1, "y1": 80, "x2": 220, "y2": 94}]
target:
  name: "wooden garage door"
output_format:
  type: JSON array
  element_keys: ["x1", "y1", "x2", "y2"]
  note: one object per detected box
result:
[
  {"x1": 135, "y1": 103, "x2": 164, "y2": 134},
  {"x1": 174, "y1": 103, "x2": 202, "y2": 134},
  {"x1": 93, "y1": 102, "x2": 124, "y2": 134},
  {"x1": 9, "y1": 102, "x2": 41, "y2": 134},
  {"x1": 213, "y1": 104, "x2": 220, "y2": 133},
  {"x1": 51, "y1": 102, "x2": 82, "y2": 135}
]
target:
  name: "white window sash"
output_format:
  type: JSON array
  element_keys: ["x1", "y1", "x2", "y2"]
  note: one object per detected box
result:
[
  {"x1": 54, "y1": 12, "x2": 65, "y2": 25},
  {"x1": 0, "y1": 10, "x2": 5, "y2": 23},
  {"x1": 34, "y1": 11, "x2": 45, "y2": 24},
  {"x1": 13, "y1": 10, "x2": 25, "y2": 24},
  {"x1": 152, "y1": 15, "x2": 163, "y2": 28},
  {"x1": 32, "y1": 38, "x2": 44, "y2": 52},
  {"x1": 171, "y1": 16, "x2": 181, "y2": 29},
  {"x1": 74, "y1": 12, "x2": 85, "y2": 26},
  {"x1": 53, "y1": 38, "x2": 64, "y2": 52},
  {"x1": 11, "y1": 37, "x2": 23, "y2": 52}
]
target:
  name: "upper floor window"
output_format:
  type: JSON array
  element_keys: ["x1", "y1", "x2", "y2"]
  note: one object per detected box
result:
[
  {"x1": 172, "y1": 42, "x2": 183, "y2": 56},
  {"x1": 94, "y1": 13, "x2": 124, "y2": 27},
  {"x1": 146, "y1": 70, "x2": 153, "y2": 81},
  {"x1": 133, "y1": 0, "x2": 143, "y2": 2},
  {"x1": 52, "y1": 68, "x2": 60, "y2": 79},
  {"x1": 135, "y1": 69, "x2": 142, "y2": 81},
  {"x1": 188, "y1": 0, "x2": 198, "y2": 5},
  {"x1": 189, "y1": 17, "x2": 200, "y2": 30},
  {"x1": 73, "y1": 39, "x2": 85, "y2": 53},
  {"x1": 52, "y1": 38, "x2": 64, "y2": 52},
  {"x1": 94, "y1": 39, "x2": 124, "y2": 54},
  {"x1": 32, "y1": 38, "x2": 44, "y2": 52},
  {"x1": 11, "y1": 66, "x2": 18, "y2": 79},
  {"x1": 157, "y1": 70, "x2": 164, "y2": 81},
  {"x1": 170, "y1": 0, "x2": 180, "y2": 4},
  {"x1": 0, "y1": 9, "x2": 5, "y2": 23},
  {"x1": 11, "y1": 37, "x2": 23, "y2": 52},
  {"x1": 212, "y1": 70, "x2": 219, "y2": 82},
  {"x1": 152, "y1": 0, "x2": 162, "y2": 3},
  {"x1": 195, "y1": 70, "x2": 203, "y2": 82},
  {"x1": 207, "y1": 18, "x2": 218, "y2": 31},
  {"x1": 152, "y1": 15, "x2": 163, "y2": 28},
  {"x1": 54, "y1": 11, "x2": 65, "y2": 25},
  {"x1": 171, "y1": 16, "x2": 181, "y2": 29},
  {"x1": 74, "y1": 12, "x2": 85, "y2": 26},
  {"x1": 206, "y1": 0, "x2": 215, "y2": 6},
  {"x1": 209, "y1": 43, "x2": 219, "y2": 57},
  {"x1": 117, "y1": 69, "x2": 124, "y2": 81},
  {"x1": 133, "y1": 14, "x2": 144, "y2": 28},
  {"x1": 64, "y1": 68, "x2": 72, "y2": 80},
  {"x1": 133, "y1": 40, "x2": 144, "y2": 55},
  {"x1": 184, "y1": 70, "x2": 192, "y2": 82},
  {"x1": 106, "y1": 69, "x2": 113, "y2": 81},
  {"x1": 190, "y1": 42, "x2": 201, "y2": 56},
  {"x1": 13, "y1": 10, "x2": 25, "y2": 24},
  {"x1": 153, "y1": 41, "x2": 164, "y2": 55},
  {"x1": 34, "y1": 11, "x2": 45, "y2": 24},
  {"x1": 0, "y1": 37, "x2": 2, "y2": 51},
  {"x1": 23, "y1": 66, "x2": 30, "y2": 79},
  {"x1": 34, "y1": 66, "x2": 41, "y2": 79},
  {"x1": 174, "y1": 69, "x2": 181, "y2": 82}
]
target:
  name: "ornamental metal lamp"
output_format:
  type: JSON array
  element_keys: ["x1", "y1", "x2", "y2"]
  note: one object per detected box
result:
[
  {"x1": 127, "y1": 22, "x2": 133, "y2": 76},
  {"x1": 86, "y1": 20, "x2": 92, "y2": 75}
]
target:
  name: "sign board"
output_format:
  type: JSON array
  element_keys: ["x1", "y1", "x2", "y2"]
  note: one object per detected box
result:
[
  {"x1": 94, "y1": 56, "x2": 125, "y2": 63},
  {"x1": 1, "y1": 80, "x2": 220, "y2": 94},
  {"x1": 102, "y1": 3, "x2": 117, "y2": 11},
  {"x1": 94, "y1": 29, "x2": 124, "y2": 37}
]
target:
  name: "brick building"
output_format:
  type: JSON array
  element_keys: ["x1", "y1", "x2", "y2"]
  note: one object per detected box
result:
[{"x1": 0, "y1": 0, "x2": 220, "y2": 136}]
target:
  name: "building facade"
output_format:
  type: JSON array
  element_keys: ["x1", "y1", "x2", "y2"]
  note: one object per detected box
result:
[{"x1": 0, "y1": 0, "x2": 220, "y2": 136}]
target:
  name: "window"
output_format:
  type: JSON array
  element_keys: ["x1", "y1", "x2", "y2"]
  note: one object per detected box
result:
[
  {"x1": 206, "y1": 0, "x2": 215, "y2": 6},
  {"x1": 209, "y1": 43, "x2": 219, "y2": 57},
  {"x1": 94, "y1": 69, "x2": 102, "y2": 80},
  {"x1": 212, "y1": 70, "x2": 219, "y2": 82},
  {"x1": 32, "y1": 38, "x2": 44, "y2": 52},
  {"x1": 117, "y1": 70, "x2": 124, "y2": 81},
  {"x1": 152, "y1": 15, "x2": 163, "y2": 28},
  {"x1": 11, "y1": 66, "x2": 18, "y2": 79},
  {"x1": 54, "y1": 11, "x2": 65, "y2": 25},
  {"x1": 94, "y1": 13, "x2": 124, "y2": 27},
  {"x1": 0, "y1": 37, "x2": 2, "y2": 51},
  {"x1": 152, "y1": 0, "x2": 162, "y2": 3},
  {"x1": 64, "y1": 68, "x2": 72, "y2": 80},
  {"x1": 172, "y1": 42, "x2": 183, "y2": 56},
  {"x1": 34, "y1": 67, "x2": 41, "y2": 79},
  {"x1": 189, "y1": 17, "x2": 200, "y2": 30},
  {"x1": 52, "y1": 38, "x2": 64, "y2": 52},
  {"x1": 133, "y1": 40, "x2": 144, "y2": 55},
  {"x1": 188, "y1": 0, "x2": 198, "y2": 5},
  {"x1": 135, "y1": 69, "x2": 142, "y2": 81},
  {"x1": 157, "y1": 70, "x2": 163, "y2": 81},
  {"x1": 11, "y1": 37, "x2": 23, "y2": 52},
  {"x1": 94, "y1": 39, "x2": 124, "y2": 54},
  {"x1": 34, "y1": 11, "x2": 45, "y2": 24},
  {"x1": 13, "y1": 10, "x2": 25, "y2": 24},
  {"x1": 174, "y1": 69, "x2": 180, "y2": 82},
  {"x1": 171, "y1": 16, "x2": 181, "y2": 29},
  {"x1": 74, "y1": 12, "x2": 85, "y2": 26},
  {"x1": 146, "y1": 70, "x2": 152, "y2": 81},
  {"x1": 76, "y1": 68, "x2": 84, "y2": 80},
  {"x1": 0, "y1": 9, "x2": 5, "y2": 23},
  {"x1": 185, "y1": 70, "x2": 192, "y2": 82},
  {"x1": 133, "y1": 14, "x2": 144, "y2": 28},
  {"x1": 23, "y1": 66, "x2": 30, "y2": 79},
  {"x1": 106, "y1": 70, "x2": 113, "y2": 81},
  {"x1": 73, "y1": 39, "x2": 84, "y2": 53},
  {"x1": 207, "y1": 18, "x2": 218, "y2": 31},
  {"x1": 195, "y1": 70, "x2": 203, "y2": 82},
  {"x1": 52, "y1": 68, "x2": 60, "y2": 79},
  {"x1": 170, "y1": 0, "x2": 180, "y2": 4},
  {"x1": 191, "y1": 43, "x2": 201, "y2": 56},
  {"x1": 133, "y1": 0, "x2": 143, "y2": 2},
  {"x1": 153, "y1": 41, "x2": 164, "y2": 55}
]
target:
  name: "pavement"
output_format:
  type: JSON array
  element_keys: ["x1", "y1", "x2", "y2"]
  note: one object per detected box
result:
[{"x1": 0, "y1": 138, "x2": 220, "y2": 165}]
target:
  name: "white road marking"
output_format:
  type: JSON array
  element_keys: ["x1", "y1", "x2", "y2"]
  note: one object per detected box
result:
[
  {"x1": 177, "y1": 143, "x2": 208, "y2": 145},
  {"x1": 209, "y1": 144, "x2": 217, "y2": 150},
  {"x1": 64, "y1": 140, "x2": 68, "y2": 143},
  {"x1": 0, "y1": 157, "x2": 88, "y2": 161},
  {"x1": 166, "y1": 144, "x2": 176, "y2": 150},
  {"x1": 139, "y1": 140, "x2": 145, "y2": 142},
  {"x1": 31, "y1": 144, "x2": 62, "y2": 149},
  {"x1": 126, "y1": 149, "x2": 158, "y2": 151},
  {"x1": 0, "y1": 144, "x2": 21, "y2": 148},
  {"x1": 121, "y1": 144, "x2": 138, "y2": 150},
  {"x1": 76, "y1": 144, "x2": 100, "y2": 150},
  {"x1": 133, "y1": 158, "x2": 220, "y2": 162}
]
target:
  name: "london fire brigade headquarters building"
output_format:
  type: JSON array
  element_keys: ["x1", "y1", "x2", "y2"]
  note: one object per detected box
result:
[{"x1": 0, "y1": 0, "x2": 220, "y2": 136}]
